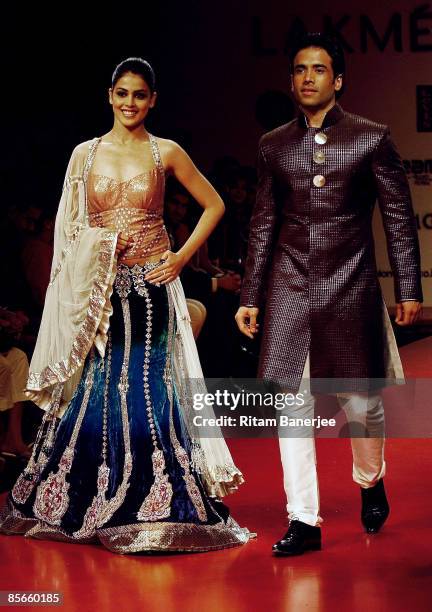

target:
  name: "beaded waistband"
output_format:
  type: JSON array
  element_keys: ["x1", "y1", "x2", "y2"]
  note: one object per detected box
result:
[{"x1": 114, "y1": 262, "x2": 163, "y2": 298}]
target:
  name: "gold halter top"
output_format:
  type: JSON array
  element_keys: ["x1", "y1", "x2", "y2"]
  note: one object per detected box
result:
[{"x1": 87, "y1": 134, "x2": 170, "y2": 264}]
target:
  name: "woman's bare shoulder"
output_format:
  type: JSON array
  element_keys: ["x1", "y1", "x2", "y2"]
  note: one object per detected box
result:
[
  {"x1": 154, "y1": 137, "x2": 185, "y2": 156},
  {"x1": 154, "y1": 138, "x2": 190, "y2": 172}
]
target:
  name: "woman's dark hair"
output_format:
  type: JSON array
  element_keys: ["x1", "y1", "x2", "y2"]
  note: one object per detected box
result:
[
  {"x1": 111, "y1": 57, "x2": 156, "y2": 92},
  {"x1": 288, "y1": 32, "x2": 346, "y2": 98}
]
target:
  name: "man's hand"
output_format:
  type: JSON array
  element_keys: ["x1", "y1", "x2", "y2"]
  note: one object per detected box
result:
[
  {"x1": 395, "y1": 301, "x2": 422, "y2": 326},
  {"x1": 235, "y1": 306, "x2": 260, "y2": 339}
]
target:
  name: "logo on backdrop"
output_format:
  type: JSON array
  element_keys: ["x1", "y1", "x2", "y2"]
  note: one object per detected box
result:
[
  {"x1": 417, "y1": 85, "x2": 432, "y2": 132},
  {"x1": 252, "y1": 4, "x2": 432, "y2": 55},
  {"x1": 403, "y1": 158, "x2": 432, "y2": 187}
]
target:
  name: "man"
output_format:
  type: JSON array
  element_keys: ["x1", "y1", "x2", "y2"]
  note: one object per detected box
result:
[{"x1": 236, "y1": 33, "x2": 422, "y2": 555}]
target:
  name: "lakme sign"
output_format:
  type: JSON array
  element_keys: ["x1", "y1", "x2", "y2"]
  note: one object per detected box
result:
[{"x1": 252, "y1": 4, "x2": 432, "y2": 55}]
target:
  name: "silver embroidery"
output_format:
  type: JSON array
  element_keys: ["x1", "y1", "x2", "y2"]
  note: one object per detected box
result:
[
  {"x1": 12, "y1": 384, "x2": 63, "y2": 504},
  {"x1": 97, "y1": 516, "x2": 252, "y2": 554},
  {"x1": 73, "y1": 336, "x2": 112, "y2": 538},
  {"x1": 130, "y1": 262, "x2": 159, "y2": 296},
  {"x1": 149, "y1": 134, "x2": 165, "y2": 175},
  {"x1": 33, "y1": 447, "x2": 74, "y2": 526},
  {"x1": 96, "y1": 299, "x2": 133, "y2": 527},
  {"x1": 73, "y1": 462, "x2": 110, "y2": 538},
  {"x1": 130, "y1": 264, "x2": 147, "y2": 296},
  {"x1": 83, "y1": 138, "x2": 102, "y2": 225},
  {"x1": 149, "y1": 133, "x2": 166, "y2": 205},
  {"x1": 33, "y1": 353, "x2": 96, "y2": 525},
  {"x1": 83, "y1": 138, "x2": 102, "y2": 182},
  {"x1": 137, "y1": 277, "x2": 173, "y2": 521},
  {"x1": 115, "y1": 264, "x2": 133, "y2": 298},
  {"x1": 137, "y1": 449, "x2": 172, "y2": 522},
  {"x1": 165, "y1": 293, "x2": 207, "y2": 521}
]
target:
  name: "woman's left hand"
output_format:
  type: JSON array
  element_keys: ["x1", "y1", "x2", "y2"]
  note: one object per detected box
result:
[{"x1": 144, "y1": 250, "x2": 186, "y2": 285}]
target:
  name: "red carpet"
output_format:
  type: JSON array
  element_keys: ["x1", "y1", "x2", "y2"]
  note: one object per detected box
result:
[{"x1": 1, "y1": 338, "x2": 431, "y2": 611}]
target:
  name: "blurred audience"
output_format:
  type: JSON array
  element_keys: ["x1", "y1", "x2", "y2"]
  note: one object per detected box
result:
[
  {"x1": 0, "y1": 204, "x2": 43, "y2": 310},
  {"x1": 0, "y1": 308, "x2": 31, "y2": 458},
  {"x1": 21, "y1": 210, "x2": 55, "y2": 312},
  {"x1": 164, "y1": 176, "x2": 255, "y2": 377}
]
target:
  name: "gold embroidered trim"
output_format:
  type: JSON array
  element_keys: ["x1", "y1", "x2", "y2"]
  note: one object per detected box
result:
[
  {"x1": 137, "y1": 275, "x2": 173, "y2": 521},
  {"x1": 1, "y1": 496, "x2": 252, "y2": 553},
  {"x1": 27, "y1": 231, "x2": 118, "y2": 391},
  {"x1": 26, "y1": 522, "x2": 96, "y2": 545},
  {"x1": 83, "y1": 138, "x2": 101, "y2": 182},
  {"x1": 149, "y1": 134, "x2": 165, "y2": 176},
  {"x1": 137, "y1": 449, "x2": 173, "y2": 522},
  {"x1": 98, "y1": 516, "x2": 252, "y2": 553},
  {"x1": 96, "y1": 299, "x2": 133, "y2": 528},
  {"x1": 0, "y1": 499, "x2": 38, "y2": 534},
  {"x1": 73, "y1": 337, "x2": 112, "y2": 538}
]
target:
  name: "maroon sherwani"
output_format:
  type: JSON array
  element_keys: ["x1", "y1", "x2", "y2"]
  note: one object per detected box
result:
[{"x1": 241, "y1": 104, "x2": 422, "y2": 391}]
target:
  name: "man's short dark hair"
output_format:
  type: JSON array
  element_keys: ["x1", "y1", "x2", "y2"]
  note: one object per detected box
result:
[{"x1": 288, "y1": 32, "x2": 346, "y2": 98}]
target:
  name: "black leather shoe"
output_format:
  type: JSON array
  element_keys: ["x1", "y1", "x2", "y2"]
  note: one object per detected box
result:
[
  {"x1": 272, "y1": 520, "x2": 322, "y2": 556},
  {"x1": 361, "y1": 479, "x2": 390, "y2": 534}
]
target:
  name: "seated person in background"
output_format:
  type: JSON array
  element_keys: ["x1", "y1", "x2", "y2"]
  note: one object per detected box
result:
[
  {"x1": 208, "y1": 166, "x2": 257, "y2": 272},
  {"x1": 0, "y1": 308, "x2": 31, "y2": 458},
  {"x1": 165, "y1": 178, "x2": 242, "y2": 304}
]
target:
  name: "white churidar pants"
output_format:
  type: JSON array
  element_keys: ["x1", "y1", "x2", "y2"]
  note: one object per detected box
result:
[{"x1": 278, "y1": 355, "x2": 386, "y2": 527}]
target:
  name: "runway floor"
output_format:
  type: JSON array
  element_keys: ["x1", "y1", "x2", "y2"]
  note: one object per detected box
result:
[{"x1": 1, "y1": 339, "x2": 431, "y2": 611}]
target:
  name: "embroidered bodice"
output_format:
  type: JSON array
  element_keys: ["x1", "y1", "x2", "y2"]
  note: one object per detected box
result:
[{"x1": 87, "y1": 134, "x2": 170, "y2": 263}]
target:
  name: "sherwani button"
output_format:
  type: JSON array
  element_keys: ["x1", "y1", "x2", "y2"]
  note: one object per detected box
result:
[
  {"x1": 315, "y1": 132, "x2": 327, "y2": 145},
  {"x1": 313, "y1": 150, "x2": 326, "y2": 164},
  {"x1": 313, "y1": 175, "x2": 326, "y2": 187}
]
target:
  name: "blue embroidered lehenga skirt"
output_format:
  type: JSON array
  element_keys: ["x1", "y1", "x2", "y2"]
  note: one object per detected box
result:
[{"x1": 0, "y1": 264, "x2": 250, "y2": 553}]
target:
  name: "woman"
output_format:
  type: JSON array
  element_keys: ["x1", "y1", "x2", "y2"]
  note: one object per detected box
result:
[{"x1": 0, "y1": 58, "x2": 251, "y2": 553}]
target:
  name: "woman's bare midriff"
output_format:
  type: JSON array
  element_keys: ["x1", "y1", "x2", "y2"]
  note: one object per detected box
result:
[{"x1": 119, "y1": 251, "x2": 167, "y2": 267}]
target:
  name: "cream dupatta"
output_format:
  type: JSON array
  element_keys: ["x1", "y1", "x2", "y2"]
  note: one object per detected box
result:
[{"x1": 25, "y1": 138, "x2": 244, "y2": 497}]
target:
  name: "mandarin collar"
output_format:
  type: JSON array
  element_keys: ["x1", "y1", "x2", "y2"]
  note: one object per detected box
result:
[{"x1": 298, "y1": 103, "x2": 344, "y2": 129}]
